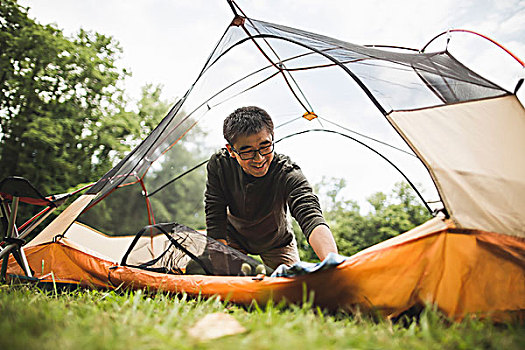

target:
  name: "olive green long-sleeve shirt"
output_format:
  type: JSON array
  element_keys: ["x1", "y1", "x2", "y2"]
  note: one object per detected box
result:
[{"x1": 205, "y1": 149, "x2": 327, "y2": 254}]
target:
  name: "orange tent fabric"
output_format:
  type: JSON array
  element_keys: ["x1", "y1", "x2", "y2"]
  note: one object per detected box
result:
[{"x1": 8, "y1": 218, "x2": 524, "y2": 322}]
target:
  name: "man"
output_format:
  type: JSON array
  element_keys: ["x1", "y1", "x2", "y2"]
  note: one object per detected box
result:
[{"x1": 205, "y1": 106, "x2": 338, "y2": 269}]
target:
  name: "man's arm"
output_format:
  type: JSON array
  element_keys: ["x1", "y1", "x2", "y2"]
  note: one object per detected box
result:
[
  {"x1": 284, "y1": 165, "x2": 338, "y2": 261},
  {"x1": 308, "y1": 224, "x2": 338, "y2": 261}
]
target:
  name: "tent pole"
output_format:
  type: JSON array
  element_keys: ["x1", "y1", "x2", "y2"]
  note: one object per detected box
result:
[
  {"x1": 226, "y1": 0, "x2": 239, "y2": 16},
  {"x1": 276, "y1": 129, "x2": 435, "y2": 215}
]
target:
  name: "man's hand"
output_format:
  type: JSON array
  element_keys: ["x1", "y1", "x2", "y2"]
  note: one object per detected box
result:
[{"x1": 308, "y1": 225, "x2": 338, "y2": 261}]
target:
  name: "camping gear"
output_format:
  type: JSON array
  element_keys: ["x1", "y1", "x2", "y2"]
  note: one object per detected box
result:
[
  {"x1": 0, "y1": 176, "x2": 84, "y2": 280},
  {"x1": 5, "y1": 1, "x2": 524, "y2": 321}
]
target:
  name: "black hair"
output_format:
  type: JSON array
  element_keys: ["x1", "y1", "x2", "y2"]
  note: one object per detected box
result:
[{"x1": 223, "y1": 106, "x2": 274, "y2": 145}]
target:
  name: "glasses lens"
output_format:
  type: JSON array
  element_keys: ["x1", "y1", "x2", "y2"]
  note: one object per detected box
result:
[
  {"x1": 259, "y1": 143, "x2": 273, "y2": 155},
  {"x1": 239, "y1": 151, "x2": 256, "y2": 160},
  {"x1": 237, "y1": 143, "x2": 274, "y2": 160}
]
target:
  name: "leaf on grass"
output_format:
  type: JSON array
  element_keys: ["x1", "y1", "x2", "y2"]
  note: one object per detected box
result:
[{"x1": 188, "y1": 312, "x2": 247, "y2": 341}]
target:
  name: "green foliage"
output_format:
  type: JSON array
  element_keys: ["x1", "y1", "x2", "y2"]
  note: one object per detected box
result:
[
  {"x1": 77, "y1": 84, "x2": 173, "y2": 235},
  {"x1": 79, "y1": 85, "x2": 210, "y2": 235},
  {"x1": 79, "y1": 184, "x2": 150, "y2": 236},
  {"x1": 0, "y1": 0, "x2": 134, "y2": 195},
  {"x1": 147, "y1": 139, "x2": 209, "y2": 230},
  {"x1": 297, "y1": 179, "x2": 432, "y2": 261},
  {"x1": 1, "y1": 286, "x2": 523, "y2": 350},
  {"x1": 360, "y1": 182, "x2": 431, "y2": 245}
]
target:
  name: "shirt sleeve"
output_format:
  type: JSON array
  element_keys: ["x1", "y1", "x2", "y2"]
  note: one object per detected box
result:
[
  {"x1": 285, "y1": 167, "x2": 328, "y2": 240},
  {"x1": 204, "y1": 155, "x2": 228, "y2": 240}
]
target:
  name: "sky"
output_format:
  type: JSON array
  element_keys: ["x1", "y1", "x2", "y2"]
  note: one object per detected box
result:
[{"x1": 19, "y1": 0, "x2": 525, "y2": 210}]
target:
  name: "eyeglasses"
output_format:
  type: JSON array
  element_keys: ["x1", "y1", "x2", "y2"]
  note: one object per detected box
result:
[{"x1": 231, "y1": 142, "x2": 274, "y2": 160}]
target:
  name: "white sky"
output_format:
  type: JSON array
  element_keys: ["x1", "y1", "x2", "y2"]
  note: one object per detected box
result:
[{"x1": 20, "y1": 0, "x2": 525, "y2": 210}]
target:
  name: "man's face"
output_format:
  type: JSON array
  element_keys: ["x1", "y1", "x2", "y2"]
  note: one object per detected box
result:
[{"x1": 226, "y1": 129, "x2": 274, "y2": 177}]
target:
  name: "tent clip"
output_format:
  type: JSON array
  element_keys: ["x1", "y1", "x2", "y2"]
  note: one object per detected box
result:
[
  {"x1": 445, "y1": 29, "x2": 452, "y2": 51},
  {"x1": 231, "y1": 15, "x2": 245, "y2": 27},
  {"x1": 433, "y1": 207, "x2": 450, "y2": 219},
  {"x1": 514, "y1": 78, "x2": 524, "y2": 94},
  {"x1": 252, "y1": 274, "x2": 265, "y2": 281},
  {"x1": 108, "y1": 265, "x2": 120, "y2": 288},
  {"x1": 302, "y1": 112, "x2": 318, "y2": 121}
]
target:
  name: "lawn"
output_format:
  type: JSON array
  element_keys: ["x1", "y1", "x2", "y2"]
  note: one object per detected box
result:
[{"x1": 0, "y1": 284, "x2": 523, "y2": 350}]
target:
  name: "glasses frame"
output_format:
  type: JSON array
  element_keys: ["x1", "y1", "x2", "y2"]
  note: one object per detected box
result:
[{"x1": 230, "y1": 142, "x2": 275, "y2": 160}]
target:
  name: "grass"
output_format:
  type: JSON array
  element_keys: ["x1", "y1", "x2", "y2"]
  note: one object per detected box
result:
[{"x1": 0, "y1": 284, "x2": 523, "y2": 350}]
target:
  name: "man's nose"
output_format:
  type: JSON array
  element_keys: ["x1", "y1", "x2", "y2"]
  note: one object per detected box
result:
[{"x1": 253, "y1": 150, "x2": 264, "y2": 160}]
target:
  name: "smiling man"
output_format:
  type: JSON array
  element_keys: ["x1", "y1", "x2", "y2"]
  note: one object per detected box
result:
[{"x1": 205, "y1": 106, "x2": 338, "y2": 269}]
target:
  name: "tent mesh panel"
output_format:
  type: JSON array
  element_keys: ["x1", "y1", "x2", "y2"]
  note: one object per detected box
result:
[{"x1": 121, "y1": 222, "x2": 273, "y2": 276}]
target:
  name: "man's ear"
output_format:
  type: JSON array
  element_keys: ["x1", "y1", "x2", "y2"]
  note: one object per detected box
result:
[{"x1": 225, "y1": 144, "x2": 236, "y2": 158}]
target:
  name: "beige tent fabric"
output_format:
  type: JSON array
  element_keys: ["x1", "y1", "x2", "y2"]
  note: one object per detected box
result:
[
  {"x1": 63, "y1": 222, "x2": 180, "y2": 264},
  {"x1": 388, "y1": 95, "x2": 525, "y2": 238},
  {"x1": 27, "y1": 194, "x2": 97, "y2": 247}
]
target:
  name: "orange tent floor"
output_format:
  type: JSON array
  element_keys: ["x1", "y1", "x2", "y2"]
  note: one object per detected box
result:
[{"x1": 7, "y1": 218, "x2": 525, "y2": 322}]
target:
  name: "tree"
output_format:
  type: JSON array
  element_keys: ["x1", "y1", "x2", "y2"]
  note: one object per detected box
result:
[
  {"x1": 359, "y1": 182, "x2": 431, "y2": 247},
  {"x1": 146, "y1": 126, "x2": 210, "y2": 230},
  {"x1": 78, "y1": 85, "x2": 211, "y2": 235},
  {"x1": 132, "y1": 84, "x2": 211, "y2": 231},
  {"x1": 0, "y1": 0, "x2": 136, "y2": 195}
]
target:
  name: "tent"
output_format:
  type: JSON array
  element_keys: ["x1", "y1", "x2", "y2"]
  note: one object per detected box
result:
[{"x1": 3, "y1": 1, "x2": 524, "y2": 321}]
